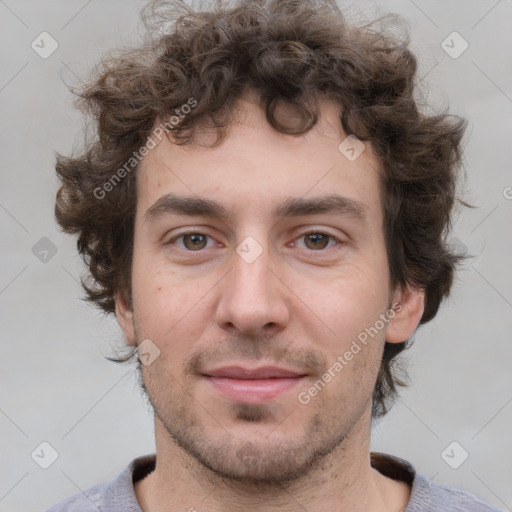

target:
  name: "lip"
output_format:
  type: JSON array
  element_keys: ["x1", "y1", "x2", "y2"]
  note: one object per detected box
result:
[
  {"x1": 202, "y1": 365, "x2": 305, "y2": 379},
  {"x1": 201, "y1": 366, "x2": 308, "y2": 404}
]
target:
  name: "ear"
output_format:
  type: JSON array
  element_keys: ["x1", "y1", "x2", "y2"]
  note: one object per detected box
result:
[
  {"x1": 385, "y1": 283, "x2": 425, "y2": 344},
  {"x1": 115, "y1": 291, "x2": 136, "y2": 346}
]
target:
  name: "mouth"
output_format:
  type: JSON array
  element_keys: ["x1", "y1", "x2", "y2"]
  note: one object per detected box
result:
[{"x1": 200, "y1": 366, "x2": 308, "y2": 404}]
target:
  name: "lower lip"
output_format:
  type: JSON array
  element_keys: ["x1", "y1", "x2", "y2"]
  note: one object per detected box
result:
[{"x1": 204, "y1": 376, "x2": 305, "y2": 404}]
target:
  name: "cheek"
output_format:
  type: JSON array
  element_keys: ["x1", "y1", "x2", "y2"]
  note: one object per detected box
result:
[
  {"x1": 298, "y1": 259, "x2": 389, "y2": 339},
  {"x1": 131, "y1": 257, "x2": 201, "y2": 340},
  {"x1": 132, "y1": 271, "x2": 206, "y2": 376},
  {"x1": 304, "y1": 269, "x2": 387, "y2": 402}
]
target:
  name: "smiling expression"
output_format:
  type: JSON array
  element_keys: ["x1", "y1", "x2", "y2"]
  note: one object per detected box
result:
[{"x1": 115, "y1": 94, "x2": 424, "y2": 483}]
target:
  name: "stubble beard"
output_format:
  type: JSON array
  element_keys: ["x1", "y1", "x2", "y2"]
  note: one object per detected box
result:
[{"x1": 138, "y1": 360, "x2": 369, "y2": 488}]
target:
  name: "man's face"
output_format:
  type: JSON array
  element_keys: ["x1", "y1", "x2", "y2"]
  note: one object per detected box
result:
[{"x1": 117, "y1": 96, "x2": 422, "y2": 483}]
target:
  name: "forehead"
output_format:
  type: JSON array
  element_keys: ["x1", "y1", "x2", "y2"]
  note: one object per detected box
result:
[{"x1": 136, "y1": 97, "x2": 383, "y2": 225}]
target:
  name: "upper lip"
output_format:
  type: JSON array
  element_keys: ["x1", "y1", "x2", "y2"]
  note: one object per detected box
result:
[{"x1": 202, "y1": 366, "x2": 306, "y2": 379}]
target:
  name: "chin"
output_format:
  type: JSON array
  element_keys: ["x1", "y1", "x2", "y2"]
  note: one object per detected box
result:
[{"x1": 162, "y1": 409, "x2": 347, "y2": 486}]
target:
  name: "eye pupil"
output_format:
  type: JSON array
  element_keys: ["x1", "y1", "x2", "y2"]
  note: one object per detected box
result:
[
  {"x1": 184, "y1": 233, "x2": 207, "y2": 250},
  {"x1": 177, "y1": 232, "x2": 334, "y2": 252},
  {"x1": 305, "y1": 233, "x2": 329, "y2": 250}
]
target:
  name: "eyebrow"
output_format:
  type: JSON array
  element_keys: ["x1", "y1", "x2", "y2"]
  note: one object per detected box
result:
[{"x1": 144, "y1": 193, "x2": 369, "y2": 223}]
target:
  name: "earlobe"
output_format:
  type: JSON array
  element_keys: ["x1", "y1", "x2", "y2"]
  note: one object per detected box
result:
[
  {"x1": 385, "y1": 284, "x2": 425, "y2": 344},
  {"x1": 115, "y1": 292, "x2": 136, "y2": 346}
]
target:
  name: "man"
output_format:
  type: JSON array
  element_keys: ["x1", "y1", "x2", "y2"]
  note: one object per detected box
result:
[{"x1": 47, "y1": 0, "x2": 499, "y2": 510}]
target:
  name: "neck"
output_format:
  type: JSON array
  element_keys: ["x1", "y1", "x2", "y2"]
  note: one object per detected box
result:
[{"x1": 135, "y1": 410, "x2": 410, "y2": 512}]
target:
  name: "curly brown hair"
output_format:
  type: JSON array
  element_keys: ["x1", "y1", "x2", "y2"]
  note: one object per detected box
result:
[{"x1": 55, "y1": 0, "x2": 470, "y2": 420}]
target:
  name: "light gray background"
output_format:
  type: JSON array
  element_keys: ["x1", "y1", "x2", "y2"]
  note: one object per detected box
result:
[{"x1": 1, "y1": 1, "x2": 511, "y2": 511}]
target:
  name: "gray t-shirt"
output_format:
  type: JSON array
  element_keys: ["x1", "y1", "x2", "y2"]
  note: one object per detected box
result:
[{"x1": 45, "y1": 452, "x2": 502, "y2": 511}]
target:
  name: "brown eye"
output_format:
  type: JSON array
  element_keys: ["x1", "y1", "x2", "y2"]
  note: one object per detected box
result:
[
  {"x1": 182, "y1": 233, "x2": 208, "y2": 250},
  {"x1": 303, "y1": 233, "x2": 332, "y2": 250},
  {"x1": 167, "y1": 232, "x2": 213, "y2": 251},
  {"x1": 294, "y1": 231, "x2": 341, "y2": 251}
]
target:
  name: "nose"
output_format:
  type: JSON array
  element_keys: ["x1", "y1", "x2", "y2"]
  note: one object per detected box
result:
[{"x1": 215, "y1": 241, "x2": 290, "y2": 336}]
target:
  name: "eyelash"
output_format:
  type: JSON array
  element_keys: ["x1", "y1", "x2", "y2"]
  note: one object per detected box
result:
[{"x1": 166, "y1": 230, "x2": 343, "y2": 252}]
